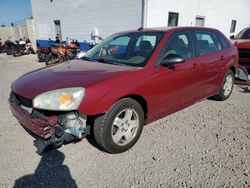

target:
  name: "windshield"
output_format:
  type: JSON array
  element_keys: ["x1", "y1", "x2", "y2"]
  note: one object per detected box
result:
[
  {"x1": 235, "y1": 28, "x2": 250, "y2": 39},
  {"x1": 84, "y1": 31, "x2": 164, "y2": 67}
]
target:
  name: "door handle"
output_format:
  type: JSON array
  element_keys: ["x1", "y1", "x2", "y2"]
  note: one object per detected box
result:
[{"x1": 192, "y1": 63, "x2": 198, "y2": 69}]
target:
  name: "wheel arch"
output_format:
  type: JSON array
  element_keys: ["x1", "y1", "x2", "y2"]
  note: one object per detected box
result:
[
  {"x1": 229, "y1": 66, "x2": 236, "y2": 75},
  {"x1": 118, "y1": 94, "x2": 148, "y2": 120}
]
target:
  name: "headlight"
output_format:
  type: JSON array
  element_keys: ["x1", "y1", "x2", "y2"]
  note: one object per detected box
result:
[{"x1": 33, "y1": 87, "x2": 85, "y2": 111}]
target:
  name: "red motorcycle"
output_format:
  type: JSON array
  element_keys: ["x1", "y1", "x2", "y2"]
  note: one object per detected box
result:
[
  {"x1": 37, "y1": 46, "x2": 51, "y2": 62},
  {"x1": 45, "y1": 41, "x2": 79, "y2": 65},
  {"x1": 37, "y1": 40, "x2": 79, "y2": 65},
  {"x1": 37, "y1": 39, "x2": 55, "y2": 62}
]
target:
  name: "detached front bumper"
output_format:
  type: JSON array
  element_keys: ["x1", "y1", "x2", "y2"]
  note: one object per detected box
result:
[{"x1": 9, "y1": 91, "x2": 89, "y2": 154}]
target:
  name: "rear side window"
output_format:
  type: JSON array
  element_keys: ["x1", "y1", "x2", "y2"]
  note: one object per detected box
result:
[
  {"x1": 214, "y1": 32, "x2": 231, "y2": 50},
  {"x1": 195, "y1": 31, "x2": 220, "y2": 55}
]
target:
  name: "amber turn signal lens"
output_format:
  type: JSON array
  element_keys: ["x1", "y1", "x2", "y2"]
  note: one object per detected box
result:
[{"x1": 59, "y1": 93, "x2": 73, "y2": 106}]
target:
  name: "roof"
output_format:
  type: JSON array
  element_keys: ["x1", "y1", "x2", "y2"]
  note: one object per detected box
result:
[
  {"x1": 138, "y1": 26, "x2": 220, "y2": 32},
  {"x1": 118, "y1": 26, "x2": 221, "y2": 34}
]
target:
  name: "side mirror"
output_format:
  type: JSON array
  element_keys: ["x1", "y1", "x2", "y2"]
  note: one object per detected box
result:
[
  {"x1": 161, "y1": 53, "x2": 185, "y2": 66},
  {"x1": 230, "y1": 35, "x2": 235, "y2": 39}
]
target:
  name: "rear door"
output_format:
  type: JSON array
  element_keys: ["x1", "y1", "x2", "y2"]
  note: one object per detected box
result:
[{"x1": 193, "y1": 30, "x2": 222, "y2": 97}]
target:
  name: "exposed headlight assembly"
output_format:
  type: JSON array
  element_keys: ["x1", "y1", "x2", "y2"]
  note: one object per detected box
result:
[{"x1": 33, "y1": 87, "x2": 85, "y2": 111}]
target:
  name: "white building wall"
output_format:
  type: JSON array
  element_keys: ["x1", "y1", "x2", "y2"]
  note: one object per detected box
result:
[
  {"x1": 0, "y1": 27, "x2": 12, "y2": 41},
  {"x1": 0, "y1": 19, "x2": 36, "y2": 45},
  {"x1": 31, "y1": 0, "x2": 143, "y2": 41},
  {"x1": 27, "y1": 19, "x2": 37, "y2": 50},
  {"x1": 146, "y1": 0, "x2": 250, "y2": 38}
]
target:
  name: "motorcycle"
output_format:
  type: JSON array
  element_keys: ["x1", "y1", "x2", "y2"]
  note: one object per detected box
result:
[
  {"x1": 37, "y1": 46, "x2": 51, "y2": 62},
  {"x1": 45, "y1": 40, "x2": 80, "y2": 66},
  {"x1": 13, "y1": 41, "x2": 35, "y2": 57},
  {"x1": 4, "y1": 39, "x2": 17, "y2": 55},
  {"x1": 37, "y1": 39, "x2": 55, "y2": 62}
]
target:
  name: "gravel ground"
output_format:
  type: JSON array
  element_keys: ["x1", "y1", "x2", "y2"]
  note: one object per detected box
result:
[{"x1": 0, "y1": 53, "x2": 249, "y2": 188}]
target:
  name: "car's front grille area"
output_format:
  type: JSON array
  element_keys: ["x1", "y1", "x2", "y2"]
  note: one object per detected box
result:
[
  {"x1": 238, "y1": 48, "x2": 250, "y2": 59},
  {"x1": 10, "y1": 91, "x2": 33, "y2": 108}
]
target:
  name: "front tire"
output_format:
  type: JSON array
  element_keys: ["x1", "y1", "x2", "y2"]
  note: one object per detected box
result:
[
  {"x1": 93, "y1": 98, "x2": 144, "y2": 154},
  {"x1": 212, "y1": 70, "x2": 234, "y2": 101},
  {"x1": 37, "y1": 52, "x2": 45, "y2": 62}
]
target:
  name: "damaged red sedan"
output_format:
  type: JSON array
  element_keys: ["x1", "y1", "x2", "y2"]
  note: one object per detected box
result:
[
  {"x1": 9, "y1": 27, "x2": 238, "y2": 154},
  {"x1": 231, "y1": 27, "x2": 250, "y2": 72}
]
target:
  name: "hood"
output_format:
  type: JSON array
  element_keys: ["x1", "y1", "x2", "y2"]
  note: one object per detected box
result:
[
  {"x1": 12, "y1": 60, "x2": 137, "y2": 99},
  {"x1": 232, "y1": 39, "x2": 250, "y2": 49}
]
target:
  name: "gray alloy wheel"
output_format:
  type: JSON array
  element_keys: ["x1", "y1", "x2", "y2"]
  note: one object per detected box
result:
[
  {"x1": 111, "y1": 108, "x2": 139, "y2": 146},
  {"x1": 223, "y1": 74, "x2": 233, "y2": 97},
  {"x1": 93, "y1": 98, "x2": 144, "y2": 153},
  {"x1": 211, "y1": 69, "x2": 234, "y2": 101}
]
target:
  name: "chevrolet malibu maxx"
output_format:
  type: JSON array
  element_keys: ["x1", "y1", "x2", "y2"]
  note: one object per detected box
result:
[{"x1": 9, "y1": 27, "x2": 238, "y2": 154}]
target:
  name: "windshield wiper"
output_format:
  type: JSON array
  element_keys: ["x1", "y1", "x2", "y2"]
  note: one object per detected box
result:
[
  {"x1": 95, "y1": 58, "x2": 123, "y2": 66},
  {"x1": 81, "y1": 56, "x2": 97, "y2": 62},
  {"x1": 83, "y1": 56, "x2": 128, "y2": 66}
]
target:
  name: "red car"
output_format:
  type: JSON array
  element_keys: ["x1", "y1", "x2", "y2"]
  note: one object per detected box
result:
[
  {"x1": 9, "y1": 27, "x2": 238, "y2": 154},
  {"x1": 231, "y1": 27, "x2": 250, "y2": 72}
]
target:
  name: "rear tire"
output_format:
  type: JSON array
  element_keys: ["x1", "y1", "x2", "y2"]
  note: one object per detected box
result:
[
  {"x1": 45, "y1": 55, "x2": 54, "y2": 66},
  {"x1": 38, "y1": 52, "x2": 48, "y2": 62},
  {"x1": 93, "y1": 98, "x2": 144, "y2": 154},
  {"x1": 37, "y1": 52, "x2": 44, "y2": 62},
  {"x1": 211, "y1": 70, "x2": 234, "y2": 101}
]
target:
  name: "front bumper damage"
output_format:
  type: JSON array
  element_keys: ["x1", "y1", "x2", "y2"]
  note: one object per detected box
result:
[
  {"x1": 9, "y1": 91, "x2": 89, "y2": 154},
  {"x1": 235, "y1": 65, "x2": 250, "y2": 86}
]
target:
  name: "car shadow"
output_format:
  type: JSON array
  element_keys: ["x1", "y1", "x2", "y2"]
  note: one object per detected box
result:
[
  {"x1": 85, "y1": 117, "x2": 105, "y2": 152},
  {"x1": 86, "y1": 135, "x2": 105, "y2": 152},
  {"x1": 13, "y1": 150, "x2": 77, "y2": 188}
]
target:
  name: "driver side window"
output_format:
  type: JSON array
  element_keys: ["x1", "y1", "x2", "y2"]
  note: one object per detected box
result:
[{"x1": 164, "y1": 32, "x2": 194, "y2": 59}]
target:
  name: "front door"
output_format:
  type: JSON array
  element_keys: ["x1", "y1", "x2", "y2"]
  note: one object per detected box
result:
[{"x1": 150, "y1": 31, "x2": 202, "y2": 119}]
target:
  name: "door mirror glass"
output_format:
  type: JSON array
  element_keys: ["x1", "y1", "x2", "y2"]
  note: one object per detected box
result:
[
  {"x1": 161, "y1": 53, "x2": 185, "y2": 66},
  {"x1": 230, "y1": 35, "x2": 235, "y2": 39}
]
